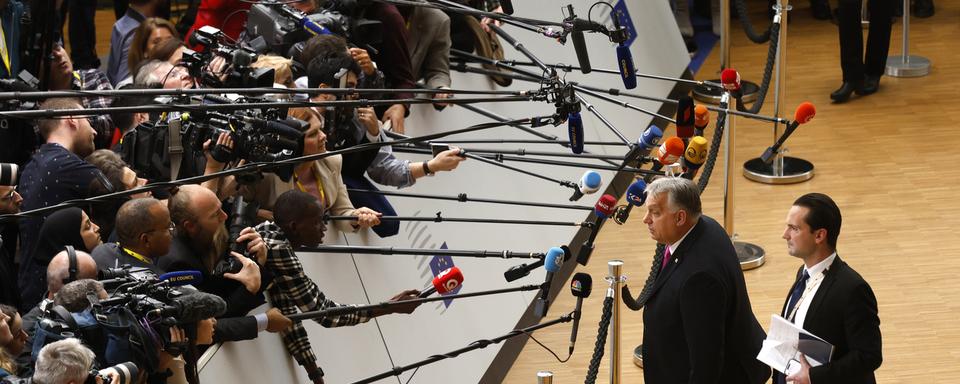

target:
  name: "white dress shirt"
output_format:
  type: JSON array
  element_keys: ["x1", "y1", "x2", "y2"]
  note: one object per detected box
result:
[{"x1": 789, "y1": 252, "x2": 837, "y2": 329}]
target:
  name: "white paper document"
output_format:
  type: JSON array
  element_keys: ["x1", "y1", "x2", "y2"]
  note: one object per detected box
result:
[{"x1": 756, "y1": 314, "x2": 835, "y2": 374}]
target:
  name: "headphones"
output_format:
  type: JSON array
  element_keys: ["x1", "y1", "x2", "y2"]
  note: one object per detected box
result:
[
  {"x1": 94, "y1": 171, "x2": 115, "y2": 193},
  {"x1": 63, "y1": 245, "x2": 78, "y2": 284}
]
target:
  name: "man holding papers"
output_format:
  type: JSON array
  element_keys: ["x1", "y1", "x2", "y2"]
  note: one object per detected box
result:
[{"x1": 773, "y1": 193, "x2": 882, "y2": 384}]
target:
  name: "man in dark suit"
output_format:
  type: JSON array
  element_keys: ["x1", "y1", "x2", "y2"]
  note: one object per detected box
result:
[
  {"x1": 640, "y1": 178, "x2": 770, "y2": 384},
  {"x1": 776, "y1": 193, "x2": 882, "y2": 384},
  {"x1": 830, "y1": 0, "x2": 894, "y2": 102}
]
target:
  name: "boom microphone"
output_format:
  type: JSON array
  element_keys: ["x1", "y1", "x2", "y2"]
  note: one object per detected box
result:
[
  {"x1": 682, "y1": 136, "x2": 708, "y2": 180},
  {"x1": 159, "y1": 291, "x2": 228, "y2": 324},
  {"x1": 760, "y1": 102, "x2": 816, "y2": 164},
  {"x1": 504, "y1": 246, "x2": 572, "y2": 282},
  {"x1": 534, "y1": 247, "x2": 565, "y2": 318},
  {"x1": 616, "y1": 43, "x2": 636, "y2": 89},
  {"x1": 675, "y1": 96, "x2": 695, "y2": 140},
  {"x1": 568, "y1": 272, "x2": 592, "y2": 356},
  {"x1": 577, "y1": 194, "x2": 617, "y2": 265},
  {"x1": 567, "y1": 5, "x2": 591, "y2": 74},
  {"x1": 567, "y1": 112, "x2": 584, "y2": 154},
  {"x1": 720, "y1": 68, "x2": 741, "y2": 91},
  {"x1": 158, "y1": 270, "x2": 204, "y2": 287},
  {"x1": 419, "y1": 266, "x2": 464, "y2": 298},
  {"x1": 613, "y1": 178, "x2": 647, "y2": 225},
  {"x1": 694, "y1": 104, "x2": 709, "y2": 136},
  {"x1": 569, "y1": 170, "x2": 601, "y2": 201}
]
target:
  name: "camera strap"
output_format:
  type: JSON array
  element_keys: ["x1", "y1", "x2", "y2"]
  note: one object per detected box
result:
[{"x1": 168, "y1": 117, "x2": 183, "y2": 181}]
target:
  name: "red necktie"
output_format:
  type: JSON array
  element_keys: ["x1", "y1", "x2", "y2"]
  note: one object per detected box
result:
[{"x1": 661, "y1": 247, "x2": 672, "y2": 271}]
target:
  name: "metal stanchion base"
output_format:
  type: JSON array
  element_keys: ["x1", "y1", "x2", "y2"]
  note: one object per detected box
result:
[
  {"x1": 735, "y1": 241, "x2": 766, "y2": 270},
  {"x1": 633, "y1": 345, "x2": 644, "y2": 368},
  {"x1": 743, "y1": 157, "x2": 815, "y2": 184},
  {"x1": 886, "y1": 55, "x2": 931, "y2": 77},
  {"x1": 693, "y1": 80, "x2": 760, "y2": 104}
]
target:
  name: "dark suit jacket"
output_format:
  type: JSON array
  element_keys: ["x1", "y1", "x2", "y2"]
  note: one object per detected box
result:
[
  {"x1": 642, "y1": 215, "x2": 770, "y2": 384},
  {"x1": 780, "y1": 256, "x2": 882, "y2": 384}
]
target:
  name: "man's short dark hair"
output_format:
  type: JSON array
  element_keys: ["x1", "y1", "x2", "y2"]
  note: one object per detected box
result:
[
  {"x1": 299, "y1": 34, "x2": 348, "y2": 67},
  {"x1": 307, "y1": 50, "x2": 361, "y2": 89},
  {"x1": 793, "y1": 193, "x2": 842, "y2": 250},
  {"x1": 274, "y1": 190, "x2": 323, "y2": 228},
  {"x1": 37, "y1": 98, "x2": 83, "y2": 140},
  {"x1": 116, "y1": 198, "x2": 162, "y2": 247}
]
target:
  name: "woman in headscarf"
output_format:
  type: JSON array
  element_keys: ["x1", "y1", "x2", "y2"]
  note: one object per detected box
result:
[{"x1": 18, "y1": 207, "x2": 101, "y2": 311}]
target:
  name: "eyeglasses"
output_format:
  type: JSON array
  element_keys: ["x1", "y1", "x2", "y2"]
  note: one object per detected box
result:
[
  {"x1": 0, "y1": 190, "x2": 18, "y2": 201},
  {"x1": 147, "y1": 222, "x2": 176, "y2": 235}
]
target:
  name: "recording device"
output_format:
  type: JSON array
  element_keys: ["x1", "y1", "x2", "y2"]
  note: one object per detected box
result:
[
  {"x1": 720, "y1": 68, "x2": 741, "y2": 92},
  {"x1": 503, "y1": 245, "x2": 571, "y2": 282},
  {"x1": 0, "y1": 163, "x2": 17, "y2": 186},
  {"x1": 567, "y1": 111, "x2": 584, "y2": 154},
  {"x1": 500, "y1": 0, "x2": 514, "y2": 14},
  {"x1": 694, "y1": 104, "x2": 709, "y2": 136},
  {"x1": 569, "y1": 170, "x2": 601, "y2": 201},
  {"x1": 185, "y1": 26, "x2": 275, "y2": 88},
  {"x1": 86, "y1": 362, "x2": 138, "y2": 384},
  {"x1": 245, "y1": 0, "x2": 382, "y2": 57},
  {"x1": 682, "y1": 136, "x2": 708, "y2": 179},
  {"x1": 534, "y1": 247, "x2": 565, "y2": 318},
  {"x1": 638, "y1": 125, "x2": 663, "y2": 150},
  {"x1": 616, "y1": 44, "x2": 636, "y2": 89},
  {"x1": 568, "y1": 272, "x2": 592, "y2": 356},
  {"x1": 213, "y1": 196, "x2": 261, "y2": 277},
  {"x1": 565, "y1": 4, "x2": 591, "y2": 74},
  {"x1": 613, "y1": 178, "x2": 647, "y2": 225},
  {"x1": 675, "y1": 96, "x2": 695, "y2": 140},
  {"x1": 183, "y1": 110, "x2": 306, "y2": 166},
  {"x1": 577, "y1": 194, "x2": 617, "y2": 265},
  {"x1": 657, "y1": 137, "x2": 685, "y2": 166},
  {"x1": 418, "y1": 266, "x2": 464, "y2": 298},
  {"x1": 760, "y1": 102, "x2": 816, "y2": 164}
]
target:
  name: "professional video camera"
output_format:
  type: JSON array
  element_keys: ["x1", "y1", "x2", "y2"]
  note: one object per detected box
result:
[
  {"x1": 186, "y1": 26, "x2": 275, "y2": 88},
  {"x1": 181, "y1": 109, "x2": 306, "y2": 165},
  {"x1": 0, "y1": 71, "x2": 41, "y2": 165},
  {"x1": 244, "y1": 0, "x2": 382, "y2": 57},
  {"x1": 212, "y1": 195, "x2": 260, "y2": 276}
]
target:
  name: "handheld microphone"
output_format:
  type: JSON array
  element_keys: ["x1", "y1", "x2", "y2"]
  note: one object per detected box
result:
[
  {"x1": 760, "y1": 102, "x2": 816, "y2": 164},
  {"x1": 567, "y1": 112, "x2": 584, "y2": 154},
  {"x1": 419, "y1": 266, "x2": 464, "y2": 298},
  {"x1": 534, "y1": 247, "x2": 566, "y2": 317},
  {"x1": 569, "y1": 170, "x2": 601, "y2": 201},
  {"x1": 613, "y1": 179, "x2": 647, "y2": 225},
  {"x1": 681, "y1": 136, "x2": 708, "y2": 180},
  {"x1": 577, "y1": 194, "x2": 617, "y2": 265},
  {"x1": 568, "y1": 272, "x2": 592, "y2": 356},
  {"x1": 694, "y1": 104, "x2": 709, "y2": 136},
  {"x1": 158, "y1": 270, "x2": 204, "y2": 287},
  {"x1": 638, "y1": 125, "x2": 663, "y2": 150},
  {"x1": 657, "y1": 137, "x2": 686, "y2": 166},
  {"x1": 720, "y1": 68, "x2": 741, "y2": 92},
  {"x1": 616, "y1": 44, "x2": 636, "y2": 89},
  {"x1": 675, "y1": 96, "x2": 695, "y2": 140},
  {"x1": 567, "y1": 5, "x2": 591, "y2": 74},
  {"x1": 504, "y1": 245, "x2": 571, "y2": 282}
]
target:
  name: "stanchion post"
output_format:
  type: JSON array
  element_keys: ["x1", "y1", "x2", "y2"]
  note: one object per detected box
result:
[
  {"x1": 536, "y1": 371, "x2": 553, "y2": 384},
  {"x1": 886, "y1": 0, "x2": 931, "y2": 77},
  {"x1": 693, "y1": 0, "x2": 760, "y2": 103},
  {"x1": 721, "y1": 92, "x2": 768, "y2": 269},
  {"x1": 607, "y1": 260, "x2": 625, "y2": 384}
]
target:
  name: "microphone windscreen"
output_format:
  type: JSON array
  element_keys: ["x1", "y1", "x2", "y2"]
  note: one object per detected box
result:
[
  {"x1": 158, "y1": 270, "x2": 204, "y2": 287},
  {"x1": 432, "y1": 266, "x2": 464, "y2": 294},
  {"x1": 657, "y1": 137, "x2": 686, "y2": 165},
  {"x1": 500, "y1": 0, "x2": 514, "y2": 14},
  {"x1": 595, "y1": 194, "x2": 617, "y2": 218},
  {"x1": 675, "y1": 96, "x2": 695, "y2": 138},
  {"x1": 625, "y1": 179, "x2": 647, "y2": 207},
  {"x1": 567, "y1": 112, "x2": 584, "y2": 154},
  {"x1": 684, "y1": 136, "x2": 709, "y2": 169},
  {"x1": 580, "y1": 171, "x2": 602, "y2": 193},
  {"x1": 544, "y1": 247, "x2": 565, "y2": 273},
  {"x1": 694, "y1": 104, "x2": 709, "y2": 128},
  {"x1": 720, "y1": 68, "x2": 741, "y2": 91},
  {"x1": 171, "y1": 292, "x2": 227, "y2": 324},
  {"x1": 794, "y1": 102, "x2": 816, "y2": 124},
  {"x1": 639, "y1": 125, "x2": 663, "y2": 149},
  {"x1": 616, "y1": 44, "x2": 636, "y2": 89},
  {"x1": 570, "y1": 272, "x2": 593, "y2": 298}
]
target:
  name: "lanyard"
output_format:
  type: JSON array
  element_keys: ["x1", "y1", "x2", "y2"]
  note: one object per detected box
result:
[
  {"x1": 787, "y1": 271, "x2": 827, "y2": 322},
  {"x1": 294, "y1": 164, "x2": 326, "y2": 207},
  {"x1": 122, "y1": 246, "x2": 153, "y2": 265},
  {"x1": 0, "y1": 21, "x2": 10, "y2": 75}
]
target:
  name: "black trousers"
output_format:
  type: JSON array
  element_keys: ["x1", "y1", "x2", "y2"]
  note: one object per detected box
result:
[
  {"x1": 838, "y1": 0, "x2": 894, "y2": 83},
  {"x1": 59, "y1": 0, "x2": 99, "y2": 70}
]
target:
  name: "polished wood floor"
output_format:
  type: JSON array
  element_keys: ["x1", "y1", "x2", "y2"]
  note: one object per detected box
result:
[{"x1": 504, "y1": 2, "x2": 960, "y2": 383}]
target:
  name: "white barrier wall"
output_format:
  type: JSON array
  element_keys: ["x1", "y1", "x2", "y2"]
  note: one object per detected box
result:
[{"x1": 200, "y1": 1, "x2": 688, "y2": 382}]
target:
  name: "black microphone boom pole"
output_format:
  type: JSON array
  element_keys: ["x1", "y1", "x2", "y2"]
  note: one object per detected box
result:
[
  {"x1": 324, "y1": 214, "x2": 596, "y2": 229},
  {"x1": 297, "y1": 245, "x2": 545, "y2": 259},
  {"x1": 390, "y1": 146, "x2": 661, "y2": 176},
  {"x1": 345, "y1": 188, "x2": 594, "y2": 211},
  {"x1": 352, "y1": 312, "x2": 574, "y2": 384}
]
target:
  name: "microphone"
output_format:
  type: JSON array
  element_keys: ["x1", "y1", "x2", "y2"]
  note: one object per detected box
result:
[
  {"x1": 720, "y1": 68, "x2": 741, "y2": 92},
  {"x1": 638, "y1": 125, "x2": 663, "y2": 150},
  {"x1": 616, "y1": 44, "x2": 636, "y2": 89},
  {"x1": 158, "y1": 270, "x2": 204, "y2": 287},
  {"x1": 760, "y1": 102, "x2": 816, "y2": 164},
  {"x1": 569, "y1": 170, "x2": 601, "y2": 201},
  {"x1": 577, "y1": 194, "x2": 617, "y2": 265},
  {"x1": 613, "y1": 178, "x2": 647, "y2": 225},
  {"x1": 694, "y1": 104, "x2": 709, "y2": 136},
  {"x1": 500, "y1": 0, "x2": 514, "y2": 14},
  {"x1": 504, "y1": 246, "x2": 572, "y2": 282},
  {"x1": 567, "y1": 112, "x2": 584, "y2": 154},
  {"x1": 534, "y1": 247, "x2": 566, "y2": 318},
  {"x1": 657, "y1": 137, "x2": 686, "y2": 167},
  {"x1": 159, "y1": 291, "x2": 228, "y2": 324},
  {"x1": 418, "y1": 266, "x2": 464, "y2": 298},
  {"x1": 568, "y1": 272, "x2": 592, "y2": 356},
  {"x1": 675, "y1": 96, "x2": 695, "y2": 140},
  {"x1": 566, "y1": 5, "x2": 591, "y2": 74},
  {"x1": 682, "y1": 136, "x2": 708, "y2": 180}
]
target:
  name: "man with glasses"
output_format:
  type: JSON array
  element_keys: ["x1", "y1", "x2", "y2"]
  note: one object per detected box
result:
[{"x1": 91, "y1": 197, "x2": 172, "y2": 274}]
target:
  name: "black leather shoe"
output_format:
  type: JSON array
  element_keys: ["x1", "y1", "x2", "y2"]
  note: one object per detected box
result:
[
  {"x1": 859, "y1": 76, "x2": 880, "y2": 95},
  {"x1": 830, "y1": 82, "x2": 862, "y2": 103}
]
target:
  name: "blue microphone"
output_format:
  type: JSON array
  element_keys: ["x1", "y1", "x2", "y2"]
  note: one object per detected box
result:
[
  {"x1": 614, "y1": 179, "x2": 648, "y2": 225},
  {"x1": 567, "y1": 112, "x2": 584, "y2": 154},
  {"x1": 569, "y1": 170, "x2": 601, "y2": 201},
  {"x1": 616, "y1": 44, "x2": 636, "y2": 89},
  {"x1": 534, "y1": 247, "x2": 565, "y2": 317},
  {"x1": 639, "y1": 125, "x2": 663, "y2": 150},
  {"x1": 159, "y1": 270, "x2": 204, "y2": 287}
]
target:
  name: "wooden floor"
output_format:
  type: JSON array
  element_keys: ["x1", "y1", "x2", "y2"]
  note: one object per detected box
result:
[{"x1": 504, "y1": 2, "x2": 960, "y2": 383}]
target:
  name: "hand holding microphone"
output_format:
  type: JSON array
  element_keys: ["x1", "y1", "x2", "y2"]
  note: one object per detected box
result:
[{"x1": 419, "y1": 266, "x2": 465, "y2": 298}]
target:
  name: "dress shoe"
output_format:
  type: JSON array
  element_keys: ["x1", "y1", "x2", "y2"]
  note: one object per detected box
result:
[
  {"x1": 858, "y1": 76, "x2": 880, "y2": 95},
  {"x1": 830, "y1": 82, "x2": 862, "y2": 103},
  {"x1": 913, "y1": 0, "x2": 934, "y2": 18}
]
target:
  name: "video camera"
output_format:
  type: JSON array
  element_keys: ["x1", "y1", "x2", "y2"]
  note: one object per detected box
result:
[
  {"x1": 186, "y1": 26, "x2": 275, "y2": 88},
  {"x1": 182, "y1": 108, "x2": 306, "y2": 165},
  {"x1": 244, "y1": 0, "x2": 382, "y2": 58}
]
